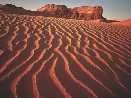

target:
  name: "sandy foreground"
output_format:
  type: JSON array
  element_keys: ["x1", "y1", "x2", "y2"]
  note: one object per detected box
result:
[{"x1": 0, "y1": 13, "x2": 131, "y2": 98}]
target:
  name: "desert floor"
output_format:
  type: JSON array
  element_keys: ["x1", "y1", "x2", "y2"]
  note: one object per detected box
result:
[{"x1": 0, "y1": 13, "x2": 131, "y2": 98}]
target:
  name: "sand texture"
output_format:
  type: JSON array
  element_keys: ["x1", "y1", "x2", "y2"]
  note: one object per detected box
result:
[
  {"x1": 0, "y1": 13, "x2": 131, "y2": 98},
  {"x1": 113, "y1": 19, "x2": 131, "y2": 25}
]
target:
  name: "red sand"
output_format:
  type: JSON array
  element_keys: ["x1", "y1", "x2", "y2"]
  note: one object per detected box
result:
[
  {"x1": 114, "y1": 19, "x2": 131, "y2": 25},
  {"x1": 0, "y1": 12, "x2": 131, "y2": 98}
]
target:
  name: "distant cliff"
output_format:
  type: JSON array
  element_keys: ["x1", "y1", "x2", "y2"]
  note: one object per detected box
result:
[
  {"x1": 0, "y1": 4, "x2": 25, "y2": 14},
  {"x1": 0, "y1": 4, "x2": 59, "y2": 17},
  {"x1": 0, "y1": 4, "x2": 24, "y2": 10},
  {"x1": 37, "y1": 4, "x2": 106, "y2": 21}
]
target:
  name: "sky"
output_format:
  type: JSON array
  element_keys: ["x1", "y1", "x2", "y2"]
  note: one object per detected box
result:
[{"x1": 0, "y1": 0, "x2": 131, "y2": 21}]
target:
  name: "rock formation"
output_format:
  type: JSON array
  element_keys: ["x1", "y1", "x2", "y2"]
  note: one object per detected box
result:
[
  {"x1": 5, "y1": 4, "x2": 24, "y2": 9},
  {"x1": 0, "y1": 4, "x2": 25, "y2": 14},
  {"x1": 0, "y1": 4, "x2": 24, "y2": 10},
  {"x1": 37, "y1": 4, "x2": 106, "y2": 21},
  {"x1": 0, "y1": 3, "x2": 58, "y2": 17}
]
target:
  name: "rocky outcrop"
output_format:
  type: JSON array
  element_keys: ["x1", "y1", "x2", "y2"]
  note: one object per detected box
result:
[
  {"x1": 37, "y1": 4, "x2": 106, "y2": 21},
  {"x1": 0, "y1": 4, "x2": 25, "y2": 10},
  {"x1": 5, "y1": 4, "x2": 24, "y2": 9},
  {"x1": 0, "y1": 4, "x2": 25, "y2": 12},
  {"x1": 0, "y1": 4, "x2": 25, "y2": 14},
  {"x1": 37, "y1": 4, "x2": 68, "y2": 17},
  {"x1": 0, "y1": 3, "x2": 58, "y2": 17}
]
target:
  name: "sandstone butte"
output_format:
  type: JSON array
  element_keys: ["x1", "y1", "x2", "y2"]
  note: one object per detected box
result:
[
  {"x1": 37, "y1": 4, "x2": 106, "y2": 21},
  {"x1": 0, "y1": 4, "x2": 24, "y2": 10}
]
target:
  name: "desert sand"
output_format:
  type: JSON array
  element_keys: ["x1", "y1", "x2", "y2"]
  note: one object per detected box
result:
[
  {"x1": 113, "y1": 19, "x2": 131, "y2": 26},
  {"x1": 0, "y1": 13, "x2": 131, "y2": 98}
]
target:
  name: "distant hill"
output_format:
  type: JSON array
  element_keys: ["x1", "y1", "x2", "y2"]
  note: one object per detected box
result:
[
  {"x1": 1, "y1": 3, "x2": 107, "y2": 21},
  {"x1": 37, "y1": 4, "x2": 106, "y2": 21},
  {"x1": 0, "y1": 4, "x2": 61, "y2": 17},
  {"x1": 0, "y1": 4, "x2": 24, "y2": 10},
  {"x1": 0, "y1": 3, "x2": 130, "y2": 24}
]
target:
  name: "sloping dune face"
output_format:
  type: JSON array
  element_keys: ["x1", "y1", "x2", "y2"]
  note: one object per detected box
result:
[
  {"x1": 0, "y1": 13, "x2": 131, "y2": 98},
  {"x1": 117, "y1": 19, "x2": 131, "y2": 25}
]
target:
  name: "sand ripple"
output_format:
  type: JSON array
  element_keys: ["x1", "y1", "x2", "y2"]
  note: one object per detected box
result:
[{"x1": 0, "y1": 13, "x2": 131, "y2": 98}]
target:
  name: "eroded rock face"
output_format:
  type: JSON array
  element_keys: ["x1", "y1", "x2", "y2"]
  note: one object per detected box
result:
[
  {"x1": 37, "y1": 4, "x2": 67, "y2": 16},
  {"x1": 37, "y1": 4, "x2": 106, "y2": 20},
  {"x1": 0, "y1": 4, "x2": 27, "y2": 15},
  {"x1": 37, "y1": 4, "x2": 66, "y2": 11},
  {"x1": 0, "y1": 4, "x2": 25, "y2": 12},
  {"x1": 5, "y1": 4, "x2": 24, "y2": 9}
]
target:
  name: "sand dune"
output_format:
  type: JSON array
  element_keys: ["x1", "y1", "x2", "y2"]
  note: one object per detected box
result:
[
  {"x1": 113, "y1": 19, "x2": 131, "y2": 25},
  {"x1": 0, "y1": 13, "x2": 131, "y2": 98}
]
